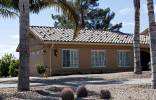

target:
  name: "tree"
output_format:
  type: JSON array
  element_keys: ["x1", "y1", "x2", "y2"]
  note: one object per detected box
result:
[
  {"x1": 0, "y1": 53, "x2": 16, "y2": 77},
  {"x1": 0, "y1": 1, "x2": 17, "y2": 17},
  {"x1": 146, "y1": 0, "x2": 156, "y2": 89},
  {"x1": 17, "y1": 0, "x2": 30, "y2": 91},
  {"x1": 9, "y1": 59, "x2": 19, "y2": 77},
  {"x1": 52, "y1": 1, "x2": 122, "y2": 32},
  {"x1": 133, "y1": 0, "x2": 142, "y2": 74},
  {"x1": 52, "y1": 14, "x2": 74, "y2": 28},
  {"x1": 52, "y1": 0, "x2": 99, "y2": 29},
  {"x1": 0, "y1": 7, "x2": 17, "y2": 17},
  {"x1": 0, "y1": 0, "x2": 80, "y2": 91},
  {"x1": 74, "y1": 0, "x2": 99, "y2": 28},
  {"x1": 86, "y1": 8, "x2": 122, "y2": 32},
  {"x1": 18, "y1": 0, "x2": 79, "y2": 91},
  {"x1": 0, "y1": 0, "x2": 48, "y2": 91},
  {"x1": 0, "y1": 0, "x2": 42, "y2": 90}
]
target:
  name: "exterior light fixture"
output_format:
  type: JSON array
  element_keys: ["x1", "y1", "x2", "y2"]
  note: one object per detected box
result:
[
  {"x1": 43, "y1": 49, "x2": 46, "y2": 54},
  {"x1": 54, "y1": 49, "x2": 58, "y2": 56}
]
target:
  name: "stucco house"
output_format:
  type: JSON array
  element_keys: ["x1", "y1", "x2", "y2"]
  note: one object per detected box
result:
[{"x1": 21, "y1": 26, "x2": 150, "y2": 76}]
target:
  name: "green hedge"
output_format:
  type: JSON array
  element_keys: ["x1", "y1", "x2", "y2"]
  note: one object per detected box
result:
[
  {"x1": 0, "y1": 53, "x2": 19, "y2": 77},
  {"x1": 9, "y1": 60, "x2": 19, "y2": 77}
]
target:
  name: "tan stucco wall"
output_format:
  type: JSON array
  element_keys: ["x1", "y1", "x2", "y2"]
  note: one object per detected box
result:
[
  {"x1": 43, "y1": 46, "x2": 51, "y2": 76},
  {"x1": 29, "y1": 51, "x2": 44, "y2": 76},
  {"x1": 49, "y1": 44, "x2": 135, "y2": 75},
  {"x1": 29, "y1": 40, "x2": 149, "y2": 76},
  {"x1": 29, "y1": 46, "x2": 51, "y2": 76},
  {"x1": 29, "y1": 35, "x2": 43, "y2": 76},
  {"x1": 29, "y1": 34, "x2": 52, "y2": 76}
]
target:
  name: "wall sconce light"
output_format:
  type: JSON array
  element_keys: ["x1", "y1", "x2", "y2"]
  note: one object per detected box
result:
[
  {"x1": 54, "y1": 49, "x2": 58, "y2": 56},
  {"x1": 43, "y1": 49, "x2": 46, "y2": 54}
]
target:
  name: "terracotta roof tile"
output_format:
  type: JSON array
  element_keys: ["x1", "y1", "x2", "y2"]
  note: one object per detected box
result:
[{"x1": 30, "y1": 26, "x2": 149, "y2": 45}]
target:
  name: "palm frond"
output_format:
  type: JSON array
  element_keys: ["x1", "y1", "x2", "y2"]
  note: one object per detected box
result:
[
  {"x1": 30, "y1": 0, "x2": 52, "y2": 13},
  {"x1": 0, "y1": 0, "x2": 51, "y2": 13},
  {"x1": 54, "y1": 0, "x2": 80, "y2": 39},
  {"x1": 0, "y1": 0, "x2": 18, "y2": 17},
  {"x1": 44, "y1": 0, "x2": 80, "y2": 39},
  {"x1": 0, "y1": 7, "x2": 17, "y2": 18},
  {"x1": 0, "y1": 0, "x2": 80, "y2": 38}
]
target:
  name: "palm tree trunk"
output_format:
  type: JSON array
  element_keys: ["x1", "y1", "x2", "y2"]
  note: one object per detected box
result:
[
  {"x1": 147, "y1": 0, "x2": 156, "y2": 89},
  {"x1": 133, "y1": 0, "x2": 142, "y2": 74},
  {"x1": 18, "y1": 0, "x2": 30, "y2": 91},
  {"x1": 78, "y1": 0, "x2": 85, "y2": 28},
  {"x1": 80, "y1": 8, "x2": 85, "y2": 28}
]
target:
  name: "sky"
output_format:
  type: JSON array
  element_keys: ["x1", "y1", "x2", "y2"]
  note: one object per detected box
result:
[{"x1": 0, "y1": 0, "x2": 156, "y2": 58}]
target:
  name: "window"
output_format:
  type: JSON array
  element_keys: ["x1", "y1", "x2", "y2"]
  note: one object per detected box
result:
[
  {"x1": 91, "y1": 50, "x2": 106, "y2": 67},
  {"x1": 62, "y1": 49, "x2": 79, "y2": 68},
  {"x1": 117, "y1": 50, "x2": 130, "y2": 67}
]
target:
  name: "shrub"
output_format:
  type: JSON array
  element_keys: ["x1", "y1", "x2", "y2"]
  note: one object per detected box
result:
[
  {"x1": 76, "y1": 86, "x2": 88, "y2": 97},
  {"x1": 0, "y1": 61, "x2": 9, "y2": 77},
  {"x1": 61, "y1": 88, "x2": 75, "y2": 100},
  {"x1": 0, "y1": 54, "x2": 15, "y2": 77},
  {"x1": 9, "y1": 60, "x2": 19, "y2": 77},
  {"x1": 36, "y1": 64, "x2": 46, "y2": 75},
  {"x1": 100, "y1": 90, "x2": 111, "y2": 99}
]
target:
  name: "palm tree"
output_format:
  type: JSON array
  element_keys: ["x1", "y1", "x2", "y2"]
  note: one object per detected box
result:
[
  {"x1": 1, "y1": 0, "x2": 79, "y2": 91},
  {"x1": 0, "y1": 0, "x2": 48, "y2": 91},
  {"x1": 0, "y1": 8, "x2": 17, "y2": 17},
  {"x1": 19, "y1": 0, "x2": 79, "y2": 91},
  {"x1": 0, "y1": 4, "x2": 17, "y2": 17},
  {"x1": 18, "y1": 0, "x2": 30, "y2": 91},
  {"x1": 146, "y1": 0, "x2": 156, "y2": 89},
  {"x1": 133, "y1": 0, "x2": 142, "y2": 74},
  {"x1": 69, "y1": 0, "x2": 98, "y2": 28}
]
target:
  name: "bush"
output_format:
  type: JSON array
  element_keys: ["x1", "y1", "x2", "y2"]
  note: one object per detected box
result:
[
  {"x1": 9, "y1": 60, "x2": 19, "y2": 77},
  {"x1": 61, "y1": 88, "x2": 75, "y2": 100},
  {"x1": 76, "y1": 86, "x2": 88, "y2": 97},
  {"x1": 100, "y1": 90, "x2": 111, "y2": 99},
  {"x1": 36, "y1": 64, "x2": 46, "y2": 75},
  {"x1": 0, "y1": 54, "x2": 15, "y2": 77}
]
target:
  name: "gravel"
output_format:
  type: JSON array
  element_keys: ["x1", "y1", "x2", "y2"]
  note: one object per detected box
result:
[{"x1": 0, "y1": 71, "x2": 155, "y2": 100}]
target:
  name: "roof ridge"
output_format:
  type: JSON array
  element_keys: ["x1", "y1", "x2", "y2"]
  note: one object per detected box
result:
[
  {"x1": 30, "y1": 25, "x2": 130, "y2": 35},
  {"x1": 30, "y1": 25, "x2": 67, "y2": 29}
]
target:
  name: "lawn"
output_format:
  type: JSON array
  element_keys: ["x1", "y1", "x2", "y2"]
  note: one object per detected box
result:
[{"x1": 0, "y1": 71, "x2": 155, "y2": 100}]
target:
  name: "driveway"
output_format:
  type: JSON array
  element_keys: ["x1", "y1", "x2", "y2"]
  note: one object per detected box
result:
[{"x1": 0, "y1": 72, "x2": 151, "y2": 88}]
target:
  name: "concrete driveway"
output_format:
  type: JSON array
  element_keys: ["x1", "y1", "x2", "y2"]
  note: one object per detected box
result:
[{"x1": 0, "y1": 72, "x2": 151, "y2": 88}]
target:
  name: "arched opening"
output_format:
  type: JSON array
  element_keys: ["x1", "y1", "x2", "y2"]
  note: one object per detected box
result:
[{"x1": 141, "y1": 51, "x2": 150, "y2": 71}]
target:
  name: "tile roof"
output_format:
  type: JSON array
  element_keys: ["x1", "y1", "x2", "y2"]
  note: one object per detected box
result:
[{"x1": 30, "y1": 26, "x2": 149, "y2": 45}]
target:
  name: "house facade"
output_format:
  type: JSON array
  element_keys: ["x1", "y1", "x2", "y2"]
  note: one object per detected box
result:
[{"x1": 27, "y1": 26, "x2": 150, "y2": 76}]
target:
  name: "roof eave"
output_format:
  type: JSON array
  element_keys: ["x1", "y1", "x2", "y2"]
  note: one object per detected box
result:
[{"x1": 44, "y1": 41, "x2": 149, "y2": 47}]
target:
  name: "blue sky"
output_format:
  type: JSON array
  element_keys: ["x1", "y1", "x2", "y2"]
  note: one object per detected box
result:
[{"x1": 0, "y1": 0, "x2": 156, "y2": 58}]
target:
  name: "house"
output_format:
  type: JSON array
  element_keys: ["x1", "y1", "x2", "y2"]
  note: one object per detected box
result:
[
  {"x1": 140, "y1": 23, "x2": 156, "y2": 36},
  {"x1": 23, "y1": 26, "x2": 150, "y2": 76},
  {"x1": 140, "y1": 28, "x2": 149, "y2": 36}
]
